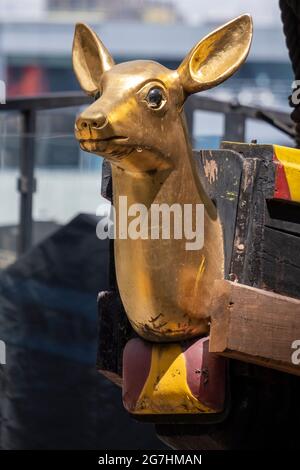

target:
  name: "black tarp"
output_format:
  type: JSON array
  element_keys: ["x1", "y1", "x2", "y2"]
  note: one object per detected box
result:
[{"x1": 0, "y1": 214, "x2": 163, "y2": 449}]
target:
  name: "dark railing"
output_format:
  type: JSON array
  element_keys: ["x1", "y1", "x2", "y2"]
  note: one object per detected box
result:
[
  {"x1": 1, "y1": 93, "x2": 92, "y2": 255},
  {"x1": 0, "y1": 92, "x2": 294, "y2": 255},
  {"x1": 185, "y1": 95, "x2": 294, "y2": 140}
]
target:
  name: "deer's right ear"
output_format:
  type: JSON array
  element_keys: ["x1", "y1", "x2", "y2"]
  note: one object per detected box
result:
[
  {"x1": 177, "y1": 14, "x2": 252, "y2": 97},
  {"x1": 72, "y1": 23, "x2": 114, "y2": 96}
]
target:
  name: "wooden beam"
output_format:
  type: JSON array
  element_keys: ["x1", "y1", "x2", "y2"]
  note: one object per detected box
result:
[{"x1": 209, "y1": 280, "x2": 300, "y2": 376}]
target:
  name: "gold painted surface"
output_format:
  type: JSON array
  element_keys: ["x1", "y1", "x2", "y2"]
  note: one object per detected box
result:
[
  {"x1": 132, "y1": 343, "x2": 213, "y2": 415},
  {"x1": 73, "y1": 15, "x2": 253, "y2": 341}
]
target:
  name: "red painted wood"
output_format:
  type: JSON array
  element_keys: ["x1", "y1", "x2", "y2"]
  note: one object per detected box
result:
[
  {"x1": 273, "y1": 153, "x2": 291, "y2": 201},
  {"x1": 183, "y1": 337, "x2": 226, "y2": 412},
  {"x1": 122, "y1": 338, "x2": 152, "y2": 412}
]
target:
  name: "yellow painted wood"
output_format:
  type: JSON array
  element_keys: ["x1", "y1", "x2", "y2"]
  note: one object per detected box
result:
[
  {"x1": 274, "y1": 145, "x2": 300, "y2": 203},
  {"x1": 132, "y1": 343, "x2": 214, "y2": 415}
]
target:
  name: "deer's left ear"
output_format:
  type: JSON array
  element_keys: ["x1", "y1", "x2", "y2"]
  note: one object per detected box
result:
[
  {"x1": 177, "y1": 14, "x2": 252, "y2": 96},
  {"x1": 72, "y1": 23, "x2": 114, "y2": 96}
]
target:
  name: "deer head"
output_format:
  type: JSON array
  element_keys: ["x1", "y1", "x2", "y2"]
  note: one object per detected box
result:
[
  {"x1": 72, "y1": 16, "x2": 253, "y2": 342},
  {"x1": 73, "y1": 15, "x2": 252, "y2": 172}
]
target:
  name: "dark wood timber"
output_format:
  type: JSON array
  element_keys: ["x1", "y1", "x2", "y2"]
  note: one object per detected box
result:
[
  {"x1": 196, "y1": 149, "x2": 243, "y2": 276},
  {"x1": 99, "y1": 141, "x2": 300, "y2": 449},
  {"x1": 98, "y1": 142, "x2": 300, "y2": 385},
  {"x1": 156, "y1": 142, "x2": 300, "y2": 448}
]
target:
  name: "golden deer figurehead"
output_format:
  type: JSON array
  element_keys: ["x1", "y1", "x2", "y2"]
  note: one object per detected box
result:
[{"x1": 73, "y1": 16, "x2": 253, "y2": 342}]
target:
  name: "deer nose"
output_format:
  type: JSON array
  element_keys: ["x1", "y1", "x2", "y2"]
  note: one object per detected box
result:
[{"x1": 76, "y1": 113, "x2": 108, "y2": 131}]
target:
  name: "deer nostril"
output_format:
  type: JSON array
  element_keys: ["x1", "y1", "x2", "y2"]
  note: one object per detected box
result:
[
  {"x1": 77, "y1": 119, "x2": 89, "y2": 130},
  {"x1": 91, "y1": 114, "x2": 107, "y2": 129}
]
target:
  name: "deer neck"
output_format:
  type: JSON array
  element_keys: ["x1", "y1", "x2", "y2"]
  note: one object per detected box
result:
[
  {"x1": 108, "y1": 119, "x2": 224, "y2": 340},
  {"x1": 110, "y1": 120, "x2": 217, "y2": 221}
]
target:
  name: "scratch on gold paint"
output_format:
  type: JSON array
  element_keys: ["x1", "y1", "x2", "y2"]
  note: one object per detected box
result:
[
  {"x1": 204, "y1": 159, "x2": 218, "y2": 184},
  {"x1": 193, "y1": 255, "x2": 206, "y2": 298}
]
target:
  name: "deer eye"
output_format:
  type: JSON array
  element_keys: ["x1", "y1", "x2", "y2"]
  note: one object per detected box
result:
[{"x1": 146, "y1": 87, "x2": 164, "y2": 109}]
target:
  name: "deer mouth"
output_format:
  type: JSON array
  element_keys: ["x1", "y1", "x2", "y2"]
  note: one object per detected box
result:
[
  {"x1": 79, "y1": 136, "x2": 132, "y2": 158},
  {"x1": 79, "y1": 136, "x2": 128, "y2": 144}
]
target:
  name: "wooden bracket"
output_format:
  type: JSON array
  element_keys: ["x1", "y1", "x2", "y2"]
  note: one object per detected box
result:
[{"x1": 209, "y1": 280, "x2": 300, "y2": 376}]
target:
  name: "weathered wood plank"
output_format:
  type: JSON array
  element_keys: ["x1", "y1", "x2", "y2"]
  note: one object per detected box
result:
[
  {"x1": 265, "y1": 199, "x2": 300, "y2": 237},
  {"x1": 209, "y1": 279, "x2": 300, "y2": 376},
  {"x1": 196, "y1": 149, "x2": 243, "y2": 276},
  {"x1": 261, "y1": 226, "x2": 300, "y2": 299}
]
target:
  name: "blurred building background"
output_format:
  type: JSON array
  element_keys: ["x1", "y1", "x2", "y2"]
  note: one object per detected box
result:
[
  {"x1": 0, "y1": 0, "x2": 292, "y2": 108},
  {"x1": 0, "y1": 0, "x2": 296, "y2": 450},
  {"x1": 0, "y1": 0, "x2": 295, "y2": 264}
]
